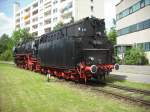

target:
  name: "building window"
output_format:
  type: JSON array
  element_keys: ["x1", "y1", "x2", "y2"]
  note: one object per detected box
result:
[
  {"x1": 53, "y1": 17, "x2": 57, "y2": 22},
  {"x1": 132, "y1": 2, "x2": 140, "y2": 12},
  {"x1": 62, "y1": 12, "x2": 72, "y2": 19},
  {"x1": 144, "y1": 42, "x2": 150, "y2": 51},
  {"x1": 116, "y1": 0, "x2": 150, "y2": 21},
  {"x1": 25, "y1": 27, "x2": 30, "y2": 32},
  {"x1": 25, "y1": 7, "x2": 30, "y2": 12},
  {"x1": 44, "y1": 1, "x2": 51, "y2": 8},
  {"x1": 53, "y1": 8, "x2": 58, "y2": 13},
  {"x1": 136, "y1": 42, "x2": 150, "y2": 52},
  {"x1": 39, "y1": 22, "x2": 43, "y2": 26},
  {"x1": 40, "y1": 16, "x2": 43, "y2": 19},
  {"x1": 32, "y1": 17, "x2": 38, "y2": 22},
  {"x1": 129, "y1": 7, "x2": 133, "y2": 14},
  {"x1": 25, "y1": 20, "x2": 30, "y2": 25},
  {"x1": 119, "y1": 13, "x2": 123, "y2": 18},
  {"x1": 143, "y1": 19, "x2": 150, "y2": 29},
  {"x1": 130, "y1": 24, "x2": 137, "y2": 33},
  {"x1": 33, "y1": 2, "x2": 38, "y2": 8},
  {"x1": 32, "y1": 9, "x2": 38, "y2": 16},
  {"x1": 122, "y1": 9, "x2": 129, "y2": 17},
  {"x1": 40, "y1": 0, "x2": 43, "y2": 4},
  {"x1": 137, "y1": 22, "x2": 144, "y2": 31},
  {"x1": 45, "y1": 27, "x2": 51, "y2": 33},
  {"x1": 53, "y1": 0, "x2": 58, "y2": 5},
  {"x1": 91, "y1": 6, "x2": 94, "y2": 12},
  {"x1": 145, "y1": 0, "x2": 150, "y2": 6},
  {"x1": 44, "y1": 19, "x2": 51, "y2": 25},
  {"x1": 32, "y1": 24, "x2": 38, "y2": 29},
  {"x1": 61, "y1": 2, "x2": 72, "y2": 13},
  {"x1": 44, "y1": 10, "x2": 51, "y2": 16},
  {"x1": 32, "y1": 32, "x2": 38, "y2": 37},
  {"x1": 117, "y1": 19, "x2": 150, "y2": 36},
  {"x1": 16, "y1": 13, "x2": 20, "y2": 17},
  {"x1": 140, "y1": 0, "x2": 145, "y2": 8},
  {"x1": 61, "y1": 0, "x2": 66, "y2": 2}
]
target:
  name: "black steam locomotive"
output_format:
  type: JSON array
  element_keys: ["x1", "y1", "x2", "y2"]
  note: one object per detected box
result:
[{"x1": 14, "y1": 17, "x2": 118, "y2": 83}]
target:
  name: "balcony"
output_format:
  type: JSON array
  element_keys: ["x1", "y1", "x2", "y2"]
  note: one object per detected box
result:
[
  {"x1": 25, "y1": 7, "x2": 30, "y2": 13},
  {"x1": 16, "y1": 18, "x2": 20, "y2": 23},
  {"x1": 44, "y1": 10, "x2": 51, "y2": 17},
  {"x1": 33, "y1": 2, "x2": 38, "y2": 9},
  {"x1": 25, "y1": 20, "x2": 30, "y2": 26},
  {"x1": 32, "y1": 9, "x2": 38, "y2": 16},
  {"x1": 61, "y1": 12, "x2": 72, "y2": 19},
  {"x1": 44, "y1": 18, "x2": 51, "y2": 25},
  {"x1": 44, "y1": 27, "x2": 51, "y2": 33},
  {"x1": 23, "y1": 13, "x2": 30, "y2": 21},
  {"x1": 32, "y1": 24, "x2": 38, "y2": 30},
  {"x1": 61, "y1": 2, "x2": 72, "y2": 13},
  {"x1": 32, "y1": 31, "x2": 38, "y2": 37},
  {"x1": 32, "y1": 17, "x2": 38, "y2": 23}
]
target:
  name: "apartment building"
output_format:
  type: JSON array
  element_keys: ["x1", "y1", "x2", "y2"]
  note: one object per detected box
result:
[
  {"x1": 13, "y1": 0, "x2": 104, "y2": 37},
  {"x1": 115, "y1": 0, "x2": 150, "y2": 62}
]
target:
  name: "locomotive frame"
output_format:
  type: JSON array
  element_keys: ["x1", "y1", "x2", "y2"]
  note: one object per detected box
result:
[{"x1": 14, "y1": 17, "x2": 119, "y2": 83}]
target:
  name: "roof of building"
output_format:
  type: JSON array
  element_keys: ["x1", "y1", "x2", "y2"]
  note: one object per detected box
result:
[{"x1": 115, "y1": 0, "x2": 124, "y2": 6}]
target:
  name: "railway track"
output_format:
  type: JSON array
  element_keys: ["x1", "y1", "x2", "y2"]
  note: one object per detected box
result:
[
  {"x1": 107, "y1": 83, "x2": 150, "y2": 95},
  {"x1": 67, "y1": 81, "x2": 150, "y2": 107},
  {"x1": 92, "y1": 86, "x2": 150, "y2": 107}
]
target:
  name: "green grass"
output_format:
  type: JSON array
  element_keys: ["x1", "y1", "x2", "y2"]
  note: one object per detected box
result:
[
  {"x1": 106, "y1": 76, "x2": 150, "y2": 90},
  {"x1": 0, "y1": 63, "x2": 149, "y2": 112}
]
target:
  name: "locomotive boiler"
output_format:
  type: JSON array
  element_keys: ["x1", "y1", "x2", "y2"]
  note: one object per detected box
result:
[{"x1": 14, "y1": 17, "x2": 118, "y2": 83}]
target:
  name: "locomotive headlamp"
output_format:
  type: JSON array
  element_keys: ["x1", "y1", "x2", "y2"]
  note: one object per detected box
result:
[
  {"x1": 89, "y1": 56, "x2": 94, "y2": 61},
  {"x1": 96, "y1": 32, "x2": 101, "y2": 36},
  {"x1": 90, "y1": 65, "x2": 97, "y2": 74},
  {"x1": 86, "y1": 57, "x2": 94, "y2": 65}
]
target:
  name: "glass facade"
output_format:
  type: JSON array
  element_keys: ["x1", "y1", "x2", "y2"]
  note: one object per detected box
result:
[
  {"x1": 117, "y1": 19, "x2": 150, "y2": 36},
  {"x1": 116, "y1": 0, "x2": 150, "y2": 21},
  {"x1": 136, "y1": 42, "x2": 150, "y2": 51}
]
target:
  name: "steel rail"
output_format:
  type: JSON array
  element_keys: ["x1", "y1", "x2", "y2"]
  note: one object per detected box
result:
[{"x1": 107, "y1": 83, "x2": 150, "y2": 95}]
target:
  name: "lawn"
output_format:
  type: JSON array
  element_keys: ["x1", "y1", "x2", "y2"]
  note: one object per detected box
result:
[
  {"x1": 0, "y1": 63, "x2": 149, "y2": 112},
  {"x1": 106, "y1": 76, "x2": 150, "y2": 90}
]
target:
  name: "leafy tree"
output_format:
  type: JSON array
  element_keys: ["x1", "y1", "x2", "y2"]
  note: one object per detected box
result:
[
  {"x1": 107, "y1": 27, "x2": 117, "y2": 45},
  {"x1": 0, "y1": 29, "x2": 32, "y2": 61},
  {"x1": 12, "y1": 29, "x2": 32, "y2": 45},
  {"x1": 124, "y1": 47, "x2": 148, "y2": 65},
  {"x1": 0, "y1": 34, "x2": 14, "y2": 61},
  {"x1": 0, "y1": 34, "x2": 11, "y2": 54},
  {"x1": 53, "y1": 22, "x2": 64, "y2": 31},
  {"x1": 0, "y1": 50, "x2": 13, "y2": 61}
]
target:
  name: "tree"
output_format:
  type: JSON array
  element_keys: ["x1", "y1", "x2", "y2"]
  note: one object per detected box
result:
[
  {"x1": 0, "y1": 29, "x2": 32, "y2": 61},
  {"x1": 0, "y1": 34, "x2": 11, "y2": 54},
  {"x1": 12, "y1": 29, "x2": 32, "y2": 46},
  {"x1": 0, "y1": 34, "x2": 14, "y2": 61},
  {"x1": 124, "y1": 47, "x2": 148, "y2": 65},
  {"x1": 53, "y1": 22, "x2": 64, "y2": 31},
  {"x1": 107, "y1": 27, "x2": 117, "y2": 45}
]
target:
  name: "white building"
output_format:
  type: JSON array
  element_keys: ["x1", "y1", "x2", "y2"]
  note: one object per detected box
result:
[
  {"x1": 14, "y1": 0, "x2": 104, "y2": 37},
  {"x1": 116, "y1": 0, "x2": 150, "y2": 63}
]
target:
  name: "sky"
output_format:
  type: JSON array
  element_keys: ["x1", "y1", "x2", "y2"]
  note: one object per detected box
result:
[{"x1": 0, "y1": 0, "x2": 120, "y2": 37}]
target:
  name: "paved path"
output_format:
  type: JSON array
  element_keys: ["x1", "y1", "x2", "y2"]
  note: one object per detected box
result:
[
  {"x1": 110, "y1": 71, "x2": 150, "y2": 84},
  {"x1": 110, "y1": 65, "x2": 150, "y2": 84},
  {"x1": 115, "y1": 65, "x2": 150, "y2": 75}
]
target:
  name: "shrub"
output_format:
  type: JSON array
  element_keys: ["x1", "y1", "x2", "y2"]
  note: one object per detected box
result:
[
  {"x1": 0, "y1": 50, "x2": 13, "y2": 61},
  {"x1": 115, "y1": 56, "x2": 121, "y2": 64},
  {"x1": 124, "y1": 47, "x2": 148, "y2": 65}
]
